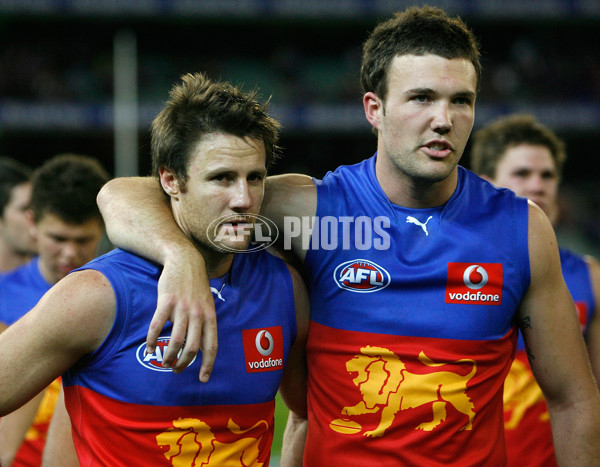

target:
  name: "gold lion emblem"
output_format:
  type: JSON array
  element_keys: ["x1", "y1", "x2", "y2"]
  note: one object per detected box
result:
[
  {"x1": 503, "y1": 358, "x2": 548, "y2": 429},
  {"x1": 331, "y1": 346, "x2": 477, "y2": 437},
  {"x1": 156, "y1": 417, "x2": 268, "y2": 466}
]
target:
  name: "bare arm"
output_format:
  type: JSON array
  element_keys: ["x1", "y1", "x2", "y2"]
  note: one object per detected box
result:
[
  {"x1": 42, "y1": 386, "x2": 78, "y2": 467},
  {"x1": 97, "y1": 177, "x2": 217, "y2": 381},
  {"x1": 274, "y1": 259, "x2": 310, "y2": 467},
  {"x1": 583, "y1": 255, "x2": 600, "y2": 384},
  {"x1": 281, "y1": 410, "x2": 308, "y2": 467},
  {"x1": 0, "y1": 392, "x2": 44, "y2": 466},
  {"x1": 0, "y1": 270, "x2": 115, "y2": 416},
  {"x1": 279, "y1": 262, "x2": 309, "y2": 417},
  {"x1": 262, "y1": 174, "x2": 317, "y2": 263},
  {"x1": 520, "y1": 202, "x2": 600, "y2": 465}
]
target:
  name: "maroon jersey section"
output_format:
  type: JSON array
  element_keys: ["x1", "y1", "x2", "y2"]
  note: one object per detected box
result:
[
  {"x1": 304, "y1": 321, "x2": 517, "y2": 466},
  {"x1": 64, "y1": 386, "x2": 275, "y2": 466}
]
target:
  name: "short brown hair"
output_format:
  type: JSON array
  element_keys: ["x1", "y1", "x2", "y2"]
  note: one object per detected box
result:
[
  {"x1": 470, "y1": 114, "x2": 566, "y2": 179},
  {"x1": 151, "y1": 72, "x2": 281, "y2": 192},
  {"x1": 30, "y1": 154, "x2": 110, "y2": 224},
  {"x1": 361, "y1": 6, "x2": 482, "y2": 101}
]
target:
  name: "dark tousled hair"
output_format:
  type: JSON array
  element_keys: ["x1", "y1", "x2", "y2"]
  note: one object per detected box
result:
[
  {"x1": 30, "y1": 153, "x2": 110, "y2": 224},
  {"x1": 151, "y1": 72, "x2": 281, "y2": 192},
  {"x1": 361, "y1": 6, "x2": 481, "y2": 101}
]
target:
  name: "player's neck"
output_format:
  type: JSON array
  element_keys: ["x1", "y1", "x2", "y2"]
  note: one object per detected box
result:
[
  {"x1": 375, "y1": 153, "x2": 458, "y2": 208},
  {"x1": 201, "y1": 249, "x2": 235, "y2": 279}
]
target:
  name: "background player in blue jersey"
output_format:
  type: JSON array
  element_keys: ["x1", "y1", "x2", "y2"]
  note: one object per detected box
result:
[
  {"x1": 96, "y1": 6, "x2": 600, "y2": 466},
  {"x1": 0, "y1": 157, "x2": 36, "y2": 277},
  {"x1": 0, "y1": 154, "x2": 108, "y2": 467},
  {"x1": 0, "y1": 72, "x2": 309, "y2": 465},
  {"x1": 470, "y1": 113, "x2": 600, "y2": 466}
]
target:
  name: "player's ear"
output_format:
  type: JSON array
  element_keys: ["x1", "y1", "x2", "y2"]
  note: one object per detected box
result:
[
  {"x1": 159, "y1": 167, "x2": 180, "y2": 198},
  {"x1": 363, "y1": 91, "x2": 383, "y2": 131}
]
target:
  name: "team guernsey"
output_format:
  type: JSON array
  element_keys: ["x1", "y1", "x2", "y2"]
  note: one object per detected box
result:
[
  {"x1": 303, "y1": 154, "x2": 530, "y2": 466},
  {"x1": 62, "y1": 248, "x2": 296, "y2": 466},
  {"x1": 504, "y1": 247, "x2": 596, "y2": 467},
  {"x1": 0, "y1": 257, "x2": 61, "y2": 467}
]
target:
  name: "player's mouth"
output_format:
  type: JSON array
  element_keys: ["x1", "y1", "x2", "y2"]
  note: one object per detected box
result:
[
  {"x1": 422, "y1": 139, "x2": 453, "y2": 158},
  {"x1": 219, "y1": 217, "x2": 254, "y2": 232}
]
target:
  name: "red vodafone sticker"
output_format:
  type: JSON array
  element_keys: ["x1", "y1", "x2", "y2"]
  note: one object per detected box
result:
[
  {"x1": 446, "y1": 263, "x2": 503, "y2": 305},
  {"x1": 242, "y1": 326, "x2": 284, "y2": 373}
]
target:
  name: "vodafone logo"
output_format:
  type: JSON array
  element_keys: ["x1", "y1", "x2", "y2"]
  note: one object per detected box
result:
[
  {"x1": 333, "y1": 259, "x2": 391, "y2": 293},
  {"x1": 242, "y1": 326, "x2": 284, "y2": 373},
  {"x1": 256, "y1": 330, "x2": 274, "y2": 356},
  {"x1": 136, "y1": 337, "x2": 197, "y2": 372},
  {"x1": 446, "y1": 262, "x2": 503, "y2": 305},
  {"x1": 463, "y1": 265, "x2": 488, "y2": 290}
]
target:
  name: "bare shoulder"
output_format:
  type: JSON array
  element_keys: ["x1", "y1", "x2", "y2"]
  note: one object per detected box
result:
[
  {"x1": 34, "y1": 269, "x2": 116, "y2": 354},
  {"x1": 527, "y1": 200, "x2": 556, "y2": 242},
  {"x1": 527, "y1": 201, "x2": 561, "y2": 272}
]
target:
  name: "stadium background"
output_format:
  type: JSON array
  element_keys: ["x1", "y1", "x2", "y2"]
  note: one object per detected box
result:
[{"x1": 1, "y1": 0, "x2": 600, "y2": 463}]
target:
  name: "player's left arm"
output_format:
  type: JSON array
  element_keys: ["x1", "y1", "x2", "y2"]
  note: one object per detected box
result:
[
  {"x1": 0, "y1": 270, "x2": 115, "y2": 417},
  {"x1": 42, "y1": 386, "x2": 78, "y2": 467},
  {"x1": 583, "y1": 255, "x2": 600, "y2": 385},
  {"x1": 278, "y1": 262, "x2": 309, "y2": 467},
  {"x1": 520, "y1": 202, "x2": 600, "y2": 465},
  {"x1": 0, "y1": 392, "x2": 44, "y2": 466}
]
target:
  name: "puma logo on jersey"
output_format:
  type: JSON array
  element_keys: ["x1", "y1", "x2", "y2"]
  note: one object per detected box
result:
[
  {"x1": 210, "y1": 284, "x2": 226, "y2": 302},
  {"x1": 406, "y1": 216, "x2": 432, "y2": 236}
]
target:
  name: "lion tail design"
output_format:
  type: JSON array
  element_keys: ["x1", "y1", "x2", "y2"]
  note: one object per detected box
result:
[
  {"x1": 227, "y1": 418, "x2": 270, "y2": 435},
  {"x1": 418, "y1": 351, "x2": 477, "y2": 378}
]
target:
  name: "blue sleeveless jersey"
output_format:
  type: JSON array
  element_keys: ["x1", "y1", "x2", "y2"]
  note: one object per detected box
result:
[
  {"x1": 62, "y1": 248, "x2": 296, "y2": 466},
  {"x1": 561, "y1": 247, "x2": 596, "y2": 336},
  {"x1": 504, "y1": 247, "x2": 596, "y2": 466},
  {"x1": 0, "y1": 257, "x2": 61, "y2": 467},
  {"x1": 0, "y1": 257, "x2": 52, "y2": 325},
  {"x1": 303, "y1": 154, "x2": 530, "y2": 466}
]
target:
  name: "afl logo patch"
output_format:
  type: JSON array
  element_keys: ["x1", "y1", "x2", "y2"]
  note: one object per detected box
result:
[
  {"x1": 333, "y1": 259, "x2": 391, "y2": 293},
  {"x1": 136, "y1": 336, "x2": 197, "y2": 372}
]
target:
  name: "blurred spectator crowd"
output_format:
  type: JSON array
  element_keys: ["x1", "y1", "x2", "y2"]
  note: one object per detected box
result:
[{"x1": 1, "y1": 20, "x2": 599, "y2": 108}]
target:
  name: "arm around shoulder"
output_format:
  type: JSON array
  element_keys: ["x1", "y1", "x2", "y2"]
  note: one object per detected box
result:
[
  {"x1": 263, "y1": 174, "x2": 317, "y2": 263},
  {"x1": 97, "y1": 176, "x2": 191, "y2": 265},
  {"x1": 97, "y1": 176, "x2": 218, "y2": 382}
]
